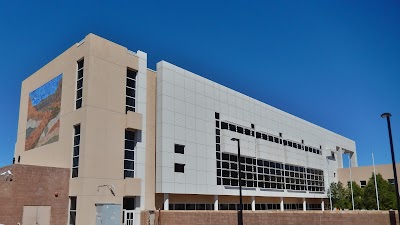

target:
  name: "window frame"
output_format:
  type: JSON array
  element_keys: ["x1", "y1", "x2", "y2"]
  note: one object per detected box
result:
[
  {"x1": 75, "y1": 58, "x2": 84, "y2": 110},
  {"x1": 71, "y1": 124, "x2": 80, "y2": 178},
  {"x1": 126, "y1": 68, "x2": 137, "y2": 113}
]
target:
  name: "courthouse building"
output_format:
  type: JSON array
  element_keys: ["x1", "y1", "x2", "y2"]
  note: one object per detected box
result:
[{"x1": 0, "y1": 34, "x2": 357, "y2": 225}]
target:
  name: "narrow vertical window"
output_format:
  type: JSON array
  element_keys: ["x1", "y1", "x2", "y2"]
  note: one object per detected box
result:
[
  {"x1": 126, "y1": 69, "x2": 137, "y2": 113},
  {"x1": 124, "y1": 130, "x2": 135, "y2": 178},
  {"x1": 76, "y1": 58, "x2": 84, "y2": 109},
  {"x1": 69, "y1": 196, "x2": 77, "y2": 225},
  {"x1": 72, "y1": 124, "x2": 80, "y2": 178}
]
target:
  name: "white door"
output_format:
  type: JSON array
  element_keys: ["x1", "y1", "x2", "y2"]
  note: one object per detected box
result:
[
  {"x1": 123, "y1": 210, "x2": 135, "y2": 225},
  {"x1": 22, "y1": 206, "x2": 51, "y2": 225}
]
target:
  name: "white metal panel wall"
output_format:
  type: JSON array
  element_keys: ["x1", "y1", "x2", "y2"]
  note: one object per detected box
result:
[{"x1": 156, "y1": 60, "x2": 356, "y2": 198}]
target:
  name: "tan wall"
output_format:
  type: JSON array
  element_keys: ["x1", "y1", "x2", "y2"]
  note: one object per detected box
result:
[
  {"x1": 14, "y1": 33, "x2": 152, "y2": 225},
  {"x1": 338, "y1": 164, "x2": 400, "y2": 188},
  {"x1": 15, "y1": 37, "x2": 89, "y2": 168},
  {"x1": 70, "y1": 34, "x2": 142, "y2": 225},
  {"x1": 141, "y1": 210, "x2": 398, "y2": 225}
]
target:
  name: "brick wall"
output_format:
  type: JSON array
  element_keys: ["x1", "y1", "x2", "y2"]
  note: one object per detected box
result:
[
  {"x1": 0, "y1": 164, "x2": 70, "y2": 225},
  {"x1": 141, "y1": 210, "x2": 398, "y2": 225}
]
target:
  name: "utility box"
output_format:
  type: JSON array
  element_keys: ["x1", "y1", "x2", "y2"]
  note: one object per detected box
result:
[{"x1": 95, "y1": 204, "x2": 121, "y2": 225}]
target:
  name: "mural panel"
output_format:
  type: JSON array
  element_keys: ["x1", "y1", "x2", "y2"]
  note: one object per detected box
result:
[{"x1": 25, "y1": 74, "x2": 62, "y2": 150}]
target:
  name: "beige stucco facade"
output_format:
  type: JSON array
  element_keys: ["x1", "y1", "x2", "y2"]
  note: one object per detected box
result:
[
  {"x1": 14, "y1": 33, "x2": 156, "y2": 225},
  {"x1": 338, "y1": 164, "x2": 400, "y2": 189}
]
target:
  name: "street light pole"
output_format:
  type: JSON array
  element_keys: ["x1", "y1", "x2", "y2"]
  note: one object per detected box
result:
[
  {"x1": 231, "y1": 138, "x2": 243, "y2": 225},
  {"x1": 381, "y1": 113, "x2": 400, "y2": 221}
]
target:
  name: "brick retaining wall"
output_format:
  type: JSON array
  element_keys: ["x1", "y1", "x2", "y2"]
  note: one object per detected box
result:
[
  {"x1": 0, "y1": 164, "x2": 70, "y2": 225},
  {"x1": 141, "y1": 210, "x2": 398, "y2": 225}
]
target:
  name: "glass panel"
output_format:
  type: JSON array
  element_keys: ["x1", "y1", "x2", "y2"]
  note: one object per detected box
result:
[
  {"x1": 73, "y1": 146, "x2": 79, "y2": 156},
  {"x1": 77, "y1": 59, "x2": 84, "y2": 69},
  {"x1": 74, "y1": 125, "x2": 80, "y2": 135},
  {"x1": 125, "y1": 140, "x2": 135, "y2": 149},
  {"x1": 77, "y1": 69, "x2": 83, "y2": 79},
  {"x1": 124, "y1": 160, "x2": 134, "y2": 170},
  {"x1": 72, "y1": 157, "x2": 79, "y2": 167},
  {"x1": 76, "y1": 89, "x2": 82, "y2": 99},
  {"x1": 127, "y1": 69, "x2": 137, "y2": 79},
  {"x1": 126, "y1": 87, "x2": 135, "y2": 98},
  {"x1": 126, "y1": 97, "x2": 135, "y2": 106},
  {"x1": 124, "y1": 150, "x2": 134, "y2": 160},
  {"x1": 69, "y1": 211, "x2": 76, "y2": 225},
  {"x1": 70, "y1": 197, "x2": 77, "y2": 210},
  {"x1": 77, "y1": 79, "x2": 83, "y2": 89},
  {"x1": 127, "y1": 78, "x2": 136, "y2": 88},
  {"x1": 75, "y1": 99, "x2": 82, "y2": 109},
  {"x1": 124, "y1": 170, "x2": 134, "y2": 178},
  {"x1": 74, "y1": 136, "x2": 80, "y2": 146},
  {"x1": 72, "y1": 168, "x2": 79, "y2": 178}
]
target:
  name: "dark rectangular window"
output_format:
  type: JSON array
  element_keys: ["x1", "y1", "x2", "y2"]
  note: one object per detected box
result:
[
  {"x1": 221, "y1": 122, "x2": 228, "y2": 129},
  {"x1": 126, "y1": 69, "x2": 137, "y2": 113},
  {"x1": 69, "y1": 196, "x2": 77, "y2": 225},
  {"x1": 175, "y1": 144, "x2": 185, "y2": 154},
  {"x1": 237, "y1": 126, "x2": 244, "y2": 133},
  {"x1": 360, "y1": 180, "x2": 366, "y2": 187},
  {"x1": 215, "y1": 112, "x2": 220, "y2": 119},
  {"x1": 124, "y1": 130, "x2": 135, "y2": 178},
  {"x1": 75, "y1": 59, "x2": 84, "y2": 109},
  {"x1": 175, "y1": 163, "x2": 185, "y2": 173},
  {"x1": 72, "y1": 125, "x2": 80, "y2": 178},
  {"x1": 262, "y1": 134, "x2": 267, "y2": 140}
]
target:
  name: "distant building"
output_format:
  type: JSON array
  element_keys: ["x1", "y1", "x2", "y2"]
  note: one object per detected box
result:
[
  {"x1": 338, "y1": 164, "x2": 400, "y2": 188},
  {"x1": 0, "y1": 34, "x2": 357, "y2": 225}
]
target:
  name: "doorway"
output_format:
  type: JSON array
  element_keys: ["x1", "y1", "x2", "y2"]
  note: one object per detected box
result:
[{"x1": 22, "y1": 206, "x2": 51, "y2": 225}]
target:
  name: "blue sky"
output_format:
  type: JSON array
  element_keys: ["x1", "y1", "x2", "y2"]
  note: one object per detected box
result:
[{"x1": 0, "y1": 1, "x2": 399, "y2": 167}]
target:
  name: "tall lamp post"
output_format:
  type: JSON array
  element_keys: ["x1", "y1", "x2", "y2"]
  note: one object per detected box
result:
[
  {"x1": 231, "y1": 138, "x2": 243, "y2": 225},
  {"x1": 381, "y1": 113, "x2": 400, "y2": 221}
]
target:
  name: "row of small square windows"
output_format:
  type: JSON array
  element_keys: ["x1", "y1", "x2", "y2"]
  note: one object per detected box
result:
[{"x1": 215, "y1": 112, "x2": 323, "y2": 155}]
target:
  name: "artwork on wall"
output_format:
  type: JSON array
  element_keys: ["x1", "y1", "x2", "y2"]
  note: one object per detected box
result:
[{"x1": 25, "y1": 74, "x2": 62, "y2": 151}]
